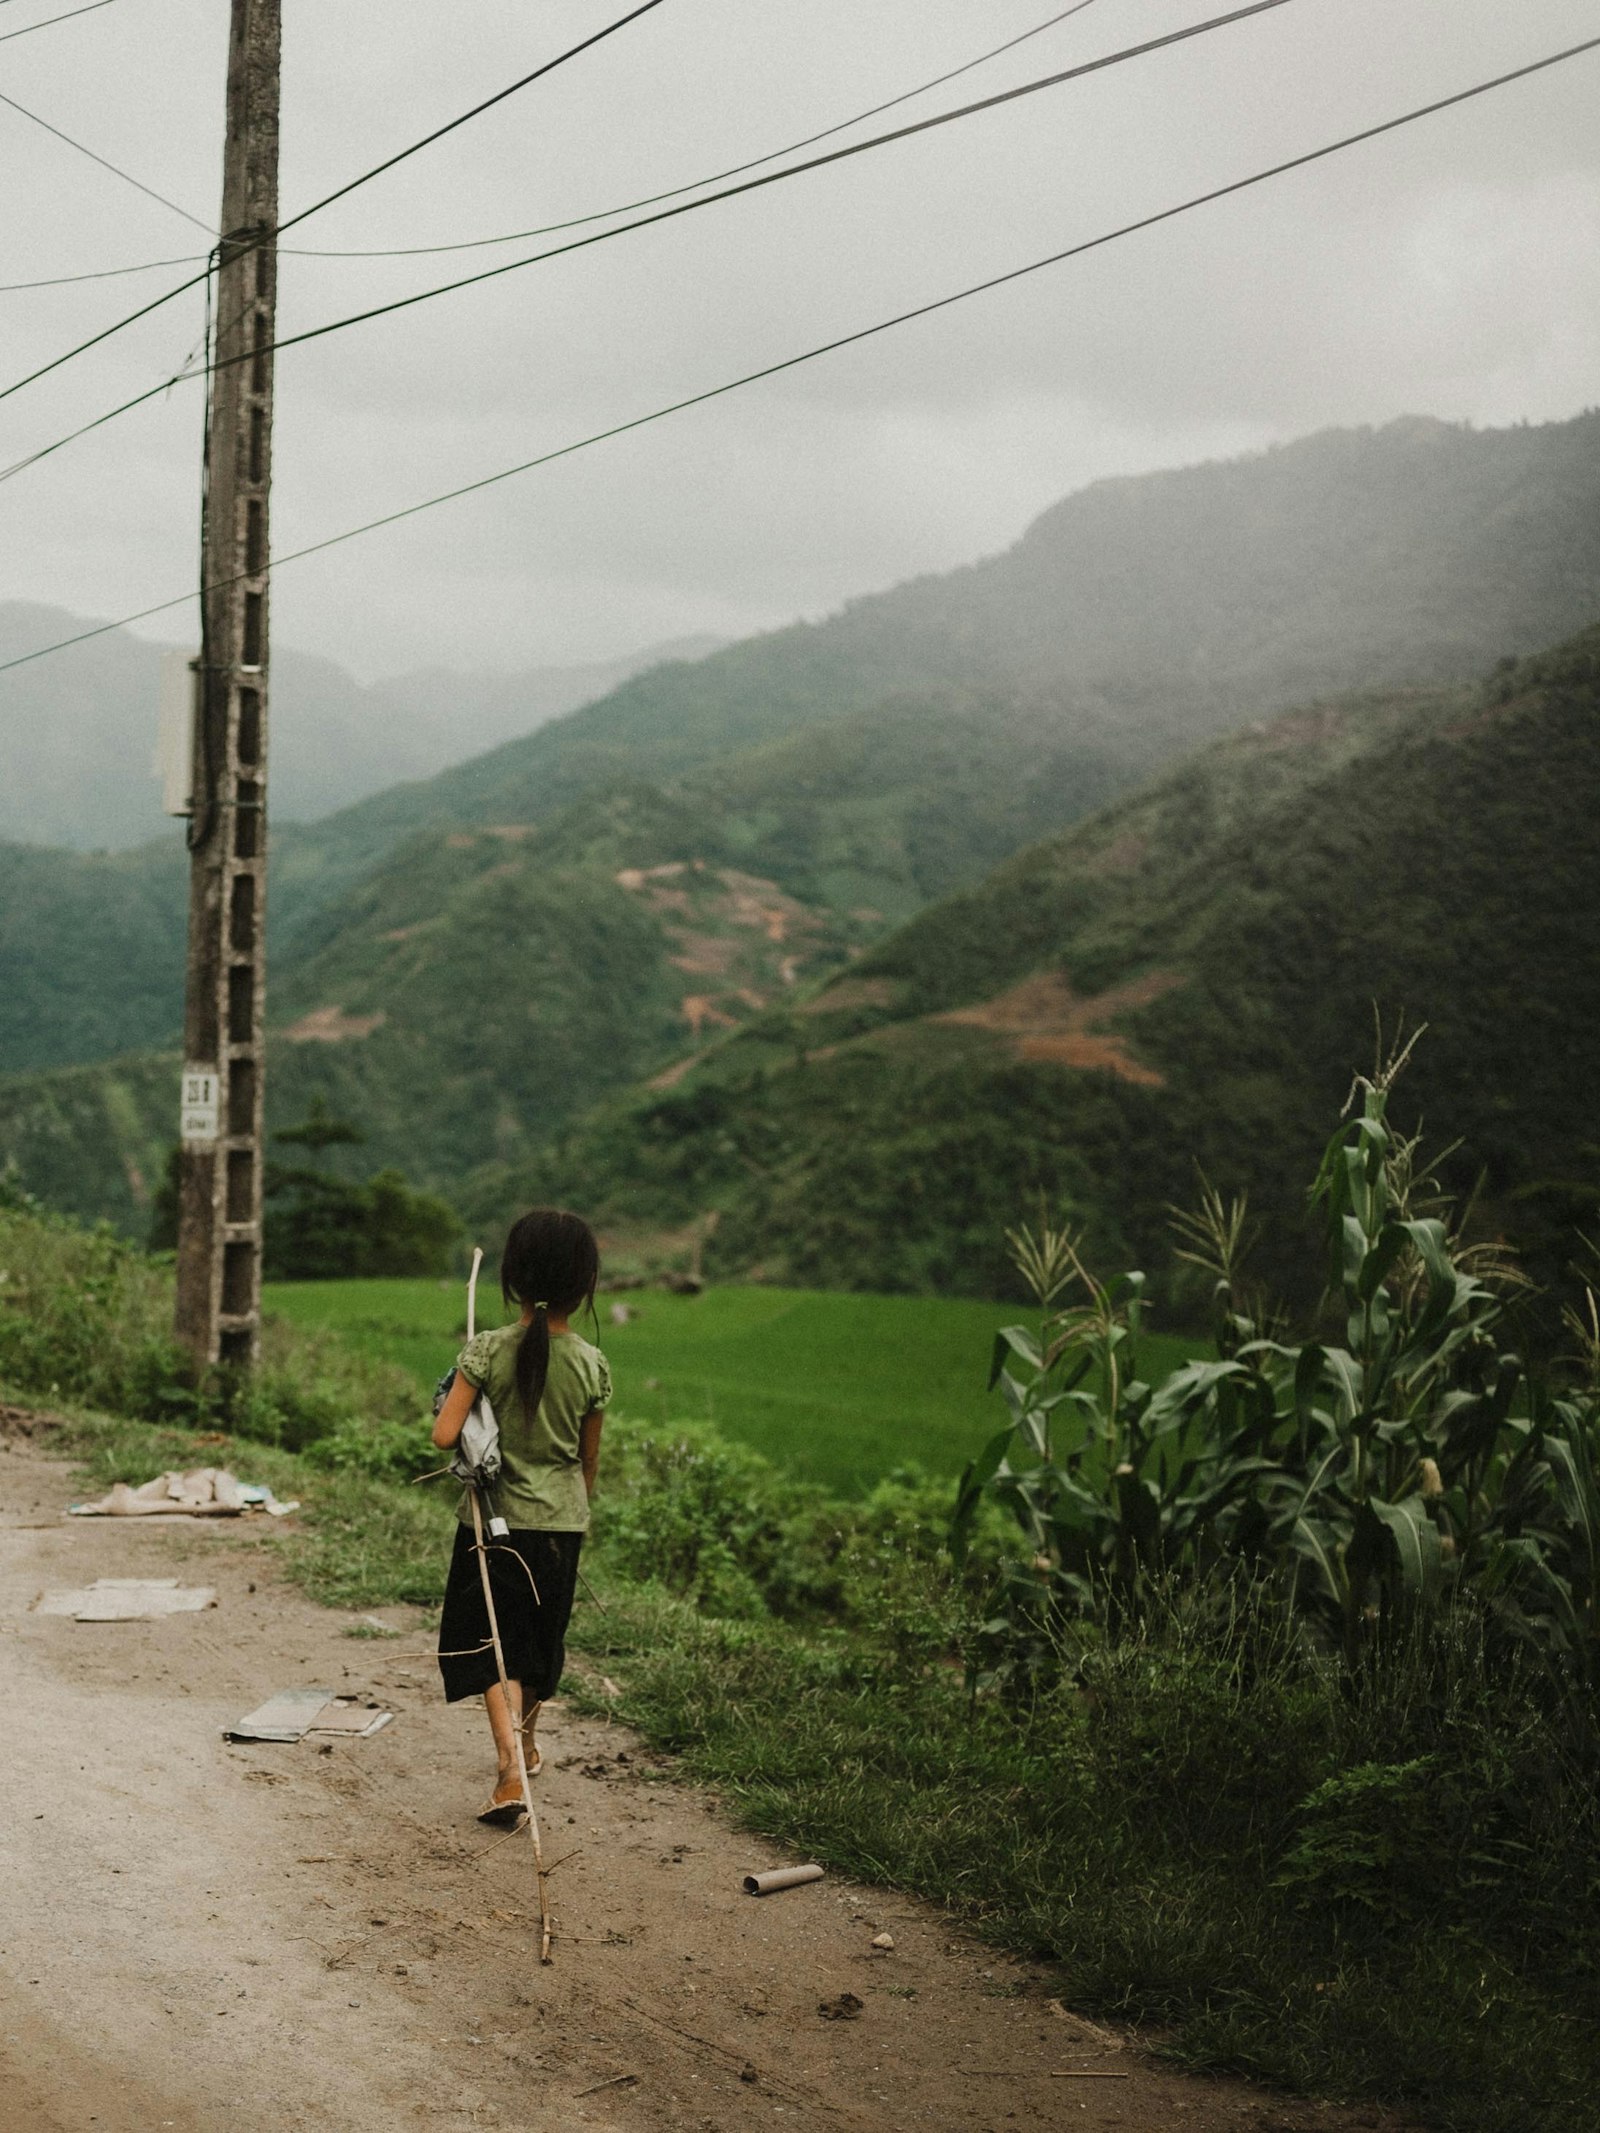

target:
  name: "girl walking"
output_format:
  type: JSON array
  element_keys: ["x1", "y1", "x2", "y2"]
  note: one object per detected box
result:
[{"x1": 431, "y1": 1208, "x2": 611, "y2": 1824}]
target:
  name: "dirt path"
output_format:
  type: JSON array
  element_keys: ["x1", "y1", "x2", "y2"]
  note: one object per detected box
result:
[{"x1": 1, "y1": 1426, "x2": 1398, "y2": 2133}]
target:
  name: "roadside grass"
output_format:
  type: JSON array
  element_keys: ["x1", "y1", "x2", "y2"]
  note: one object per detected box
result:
[
  {"x1": 35, "y1": 1396, "x2": 454, "y2": 1609},
  {"x1": 8, "y1": 1207, "x2": 1596, "y2": 2131},
  {"x1": 562, "y1": 1580, "x2": 1599, "y2": 2133},
  {"x1": 26, "y1": 1388, "x2": 1598, "y2": 2133},
  {"x1": 262, "y1": 1277, "x2": 1198, "y2": 1492}
]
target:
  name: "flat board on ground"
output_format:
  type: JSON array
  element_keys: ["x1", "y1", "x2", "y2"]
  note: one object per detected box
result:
[{"x1": 263, "y1": 1279, "x2": 1197, "y2": 1493}]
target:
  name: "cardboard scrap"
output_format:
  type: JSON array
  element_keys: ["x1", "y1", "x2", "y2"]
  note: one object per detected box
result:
[
  {"x1": 309, "y1": 1701, "x2": 394, "y2": 1738},
  {"x1": 226, "y1": 1688, "x2": 393, "y2": 1743},
  {"x1": 36, "y1": 1578, "x2": 217, "y2": 1621},
  {"x1": 226, "y1": 1687, "x2": 336, "y2": 1741}
]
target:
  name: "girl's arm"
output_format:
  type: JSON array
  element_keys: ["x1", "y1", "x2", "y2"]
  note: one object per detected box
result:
[
  {"x1": 579, "y1": 1409, "x2": 604, "y2": 1498},
  {"x1": 431, "y1": 1370, "x2": 478, "y2": 1450}
]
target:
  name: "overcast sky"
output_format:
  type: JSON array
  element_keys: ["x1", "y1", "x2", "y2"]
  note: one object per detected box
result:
[{"x1": 2, "y1": 0, "x2": 1598, "y2": 679}]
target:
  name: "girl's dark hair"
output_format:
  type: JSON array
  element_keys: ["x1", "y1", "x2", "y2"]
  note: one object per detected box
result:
[{"x1": 500, "y1": 1208, "x2": 600, "y2": 1418}]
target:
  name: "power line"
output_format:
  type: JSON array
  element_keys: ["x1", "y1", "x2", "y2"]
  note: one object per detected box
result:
[
  {"x1": 0, "y1": 0, "x2": 1299, "y2": 484},
  {"x1": 289, "y1": 0, "x2": 1108, "y2": 263},
  {"x1": 0, "y1": 87, "x2": 212, "y2": 231},
  {"x1": 0, "y1": 253, "x2": 200, "y2": 293},
  {"x1": 0, "y1": 0, "x2": 116, "y2": 45},
  {"x1": 5, "y1": 29, "x2": 1596, "y2": 683},
  {"x1": 0, "y1": 0, "x2": 671, "y2": 408},
  {"x1": 283, "y1": 0, "x2": 673, "y2": 239},
  {"x1": 3, "y1": 0, "x2": 1105, "y2": 291}
]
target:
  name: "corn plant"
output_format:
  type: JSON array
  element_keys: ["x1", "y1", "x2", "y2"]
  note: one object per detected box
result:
[{"x1": 954, "y1": 1057, "x2": 1600, "y2": 1693}]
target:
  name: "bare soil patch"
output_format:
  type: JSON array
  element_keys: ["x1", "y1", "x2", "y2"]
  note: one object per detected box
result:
[
  {"x1": 931, "y1": 971, "x2": 1185, "y2": 1087},
  {"x1": 2, "y1": 1430, "x2": 1406, "y2": 2133},
  {"x1": 283, "y1": 1006, "x2": 388, "y2": 1045}
]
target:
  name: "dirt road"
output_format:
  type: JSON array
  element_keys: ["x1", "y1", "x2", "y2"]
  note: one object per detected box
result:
[{"x1": 1, "y1": 1424, "x2": 1397, "y2": 2133}]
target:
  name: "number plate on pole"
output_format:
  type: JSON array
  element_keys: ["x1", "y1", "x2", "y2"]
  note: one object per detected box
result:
[{"x1": 180, "y1": 1065, "x2": 221, "y2": 1144}]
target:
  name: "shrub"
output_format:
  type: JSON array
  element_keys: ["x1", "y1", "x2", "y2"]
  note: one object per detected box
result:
[{"x1": 0, "y1": 1201, "x2": 422, "y2": 1457}]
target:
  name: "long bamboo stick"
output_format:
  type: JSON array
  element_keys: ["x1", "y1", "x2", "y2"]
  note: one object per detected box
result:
[{"x1": 470, "y1": 1481, "x2": 552, "y2": 1962}]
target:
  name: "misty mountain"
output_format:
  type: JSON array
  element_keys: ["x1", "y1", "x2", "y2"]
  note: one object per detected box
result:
[
  {"x1": 510, "y1": 624, "x2": 1600, "y2": 1309},
  {"x1": 0, "y1": 604, "x2": 723, "y2": 851},
  {"x1": 6, "y1": 408, "x2": 1600, "y2": 1228},
  {"x1": 263, "y1": 409, "x2": 1600, "y2": 938}
]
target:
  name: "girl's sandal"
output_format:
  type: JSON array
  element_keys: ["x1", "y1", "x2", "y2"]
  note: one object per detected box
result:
[{"x1": 477, "y1": 1781, "x2": 528, "y2": 1828}]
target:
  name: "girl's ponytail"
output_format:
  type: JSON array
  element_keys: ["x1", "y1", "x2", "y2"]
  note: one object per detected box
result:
[
  {"x1": 514, "y1": 1301, "x2": 551, "y2": 1420},
  {"x1": 500, "y1": 1209, "x2": 600, "y2": 1421}
]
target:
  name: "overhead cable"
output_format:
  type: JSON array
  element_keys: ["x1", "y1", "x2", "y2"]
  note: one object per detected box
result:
[
  {"x1": 0, "y1": 0, "x2": 671, "y2": 407},
  {"x1": 0, "y1": 253, "x2": 201, "y2": 293},
  {"x1": 4, "y1": 28, "x2": 1596, "y2": 680},
  {"x1": 0, "y1": 0, "x2": 1104, "y2": 293},
  {"x1": 0, "y1": 0, "x2": 116, "y2": 45},
  {"x1": 0, "y1": 0, "x2": 1299, "y2": 483},
  {"x1": 289, "y1": 0, "x2": 1108, "y2": 261},
  {"x1": 0, "y1": 86, "x2": 212, "y2": 231}
]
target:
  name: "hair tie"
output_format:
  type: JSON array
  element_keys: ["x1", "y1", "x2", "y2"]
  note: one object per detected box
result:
[{"x1": 533, "y1": 1300, "x2": 548, "y2": 1312}]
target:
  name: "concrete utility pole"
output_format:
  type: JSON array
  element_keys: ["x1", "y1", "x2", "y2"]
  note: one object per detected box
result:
[{"x1": 175, "y1": 0, "x2": 280, "y2": 1368}]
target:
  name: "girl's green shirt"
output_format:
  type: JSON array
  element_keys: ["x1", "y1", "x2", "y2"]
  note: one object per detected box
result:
[{"x1": 454, "y1": 1322, "x2": 611, "y2": 1533}]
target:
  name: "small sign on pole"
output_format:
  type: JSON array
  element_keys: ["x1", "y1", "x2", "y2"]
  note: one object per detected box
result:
[
  {"x1": 179, "y1": 1065, "x2": 221, "y2": 1144},
  {"x1": 156, "y1": 652, "x2": 199, "y2": 818}
]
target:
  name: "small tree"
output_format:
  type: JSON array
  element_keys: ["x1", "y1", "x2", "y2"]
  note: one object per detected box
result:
[{"x1": 264, "y1": 1100, "x2": 461, "y2": 1280}]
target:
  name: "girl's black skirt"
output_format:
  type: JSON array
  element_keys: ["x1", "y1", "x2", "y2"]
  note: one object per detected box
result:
[{"x1": 436, "y1": 1524, "x2": 583, "y2": 1705}]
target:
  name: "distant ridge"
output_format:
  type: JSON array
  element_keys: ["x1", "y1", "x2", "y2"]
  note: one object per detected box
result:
[
  {"x1": 5, "y1": 409, "x2": 1600, "y2": 1235},
  {"x1": 0, "y1": 612, "x2": 725, "y2": 852},
  {"x1": 267, "y1": 407, "x2": 1600, "y2": 930}
]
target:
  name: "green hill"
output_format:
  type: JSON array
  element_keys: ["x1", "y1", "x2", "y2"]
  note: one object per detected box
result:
[
  {"x1": 0, "y1": 839, "x2": 186, "y2": 1076},
  {"x1": 12, "y1": 407, "x2": 1600, "y2": 1072},
  {"x1": 0, "y1": 684, "x2": 1121, "y2": 1227},
  {"x1": 8, "y1": 410, "x2": 1600, "y2": 1237},
  {"x1": 498, "y1": 627, "x2": 1600, "y2": 1310},
  {"x1": 267, "y1": 409, "x2": 1600, "y2": 938}
]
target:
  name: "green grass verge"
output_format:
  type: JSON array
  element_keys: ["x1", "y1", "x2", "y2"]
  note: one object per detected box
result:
[
  {"x1": 261, "y1": 1276, "x2": 1197, "y2": 1492},
  {"x1": 34, "y1": 1394, "x2": 1600, "y2": 2133},
  {"x1": 10, "y1": 1195, "x2": 1594, "y2": 2133},
  {"x1": 51, "y1": 1399, "x2": 454, "y2": 1609},
  {"x1": 564, "y1": 1585, "x2": 1596, "y2": 2133}
]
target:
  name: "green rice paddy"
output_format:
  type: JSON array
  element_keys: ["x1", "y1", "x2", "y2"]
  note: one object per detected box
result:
[{"x1": 263, "y1": 1278, "x2": 1198, "y2": 1493}]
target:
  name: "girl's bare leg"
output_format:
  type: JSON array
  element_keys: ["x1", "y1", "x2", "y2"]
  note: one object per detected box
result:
[
  {"x1": 519, "y1": 1700, "x2": 542, "y2": 1774},
  {"x1": 483, "y1": 1679, "x2": 525, "y2": 1806}
]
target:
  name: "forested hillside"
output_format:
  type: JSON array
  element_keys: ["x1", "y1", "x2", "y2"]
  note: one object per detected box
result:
[
  {"x1": 0, "y1": 840, "x2": 185, "y2": 1074},
  {"x1": 0, "y1": 685, "x2": 1122, "y2": 1225},
  {"x1": 267, "y1": 409, "x2": 1600, "y2": 935},
  {"x1": 500, "y1": 626, "x2": 1600, "y2": 1310},
  {"x1": 6, "y1": 411, "x2": 1600, "y2": 1237}
]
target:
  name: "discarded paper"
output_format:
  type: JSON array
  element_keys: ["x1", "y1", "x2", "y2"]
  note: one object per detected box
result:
[
  {"x1": 36, "y1": 1578, "x2": 217, "y2": 1621},
  {"x1": 69, "y1": 1467, "x2": 298, "y2": 1519},
  {"x1": 310, "y1": 1701, "x2": 394, "y2": 1737},
  {"x1": 227, "y1": 1687, "x2": 336, "y2": 1741}
]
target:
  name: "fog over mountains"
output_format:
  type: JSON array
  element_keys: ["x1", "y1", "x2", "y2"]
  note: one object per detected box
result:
[
  {"x1": 0, "y1": 609, "x2": 723, "y2": 851},
  {"x1": 4, "y1": 409, "x2": 1600, "y2": 1248}
]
